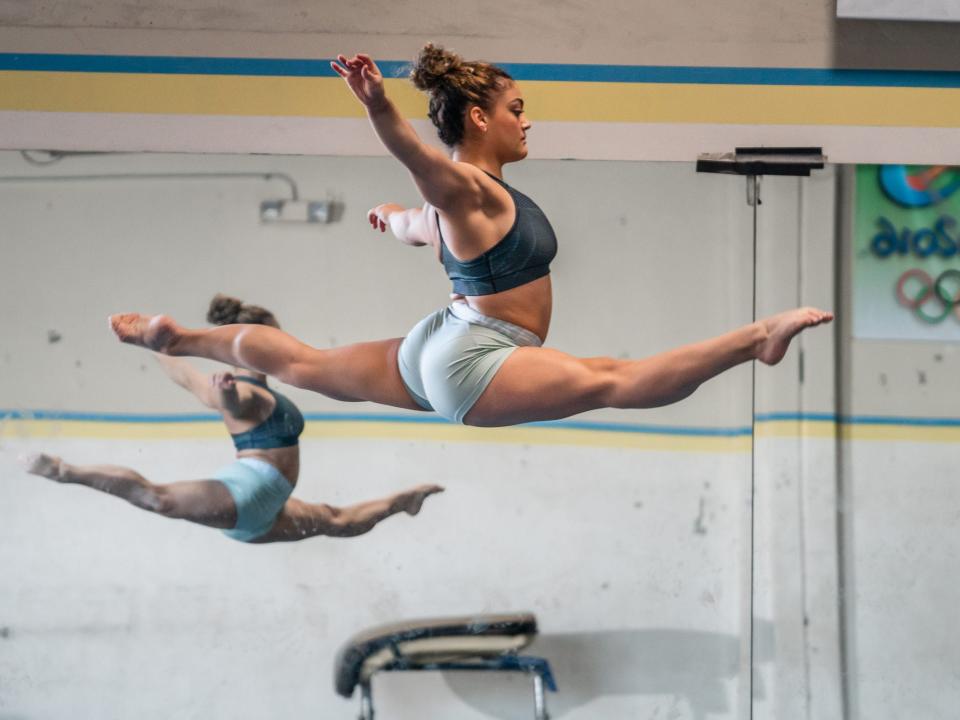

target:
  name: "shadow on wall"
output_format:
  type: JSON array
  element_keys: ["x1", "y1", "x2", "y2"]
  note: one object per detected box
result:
[
  {"x1": 833, "y1": 19, "x2": 960, "y2": 71},
  {"x1": 444, "y1": 624, "x2": 774, "y2": 720}
]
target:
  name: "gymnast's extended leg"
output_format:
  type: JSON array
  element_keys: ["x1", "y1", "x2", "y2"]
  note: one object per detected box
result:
[
  {"x1": 250, "y1": 484, "x2": 445, "y2": 542},
  {"x1": 464, "y1": 307, "x2": 833, "y2": 427},
  {"x1": 21, "y1": 453, "x2": 238, "y2": 528},
  {"x1": 111, "y1": 307, "x2": 831, "y2": 427},
  {"x1": 110, "y1": 313, "x2": 420, "y2": 411}
]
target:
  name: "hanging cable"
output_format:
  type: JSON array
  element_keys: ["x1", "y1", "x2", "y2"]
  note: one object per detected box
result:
[
  {"x1": 696, "y1": 149, "x2": 825, "y2": 720},
  {"x1": 748, "y1": 173, "x2": 759, "y2": 720}
]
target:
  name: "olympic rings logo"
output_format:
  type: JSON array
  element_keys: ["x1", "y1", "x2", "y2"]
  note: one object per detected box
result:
[{"x1": 896, "y1": 269, "x2": 960, "y2": 324}]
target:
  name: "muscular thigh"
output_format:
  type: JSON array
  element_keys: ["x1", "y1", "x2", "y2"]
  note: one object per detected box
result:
[
  {"x1": 291, "y1": 338, "x2": 425, "y2": 411},
  {"x1": 164, "y1": 479, "x2": 238, "y2": 528},
  {"x1": 464, "y1": 347, "x2": 615, "y2": 427}
]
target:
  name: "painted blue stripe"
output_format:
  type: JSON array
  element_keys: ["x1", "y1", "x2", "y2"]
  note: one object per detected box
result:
[
  {"x1": 0, "y1": 408, "x2": 747, "y2": 435},
  {"x1": 4, "y1": 409, "x2": 960, "y2": 432},
  {"x1": 756, "y1": 412, "x2": 839, "y2": 422},
  {"x1": 842, "y1": 414, "x2": 960, "y2": 428},
  {"x1": 1, "y1": 410, "x2": 222, "y2": 423},
  {"x1": 2, "y1": 53, "x2": 960, "y2": 88},
  {"x1": 300, "y1": 412, "x2": 751, "y2": 436},
  {"x1": 500, "y1": 64, "x2": 960, "y2": 88},
  {"x1": 0, "y1": 54, "x2": 345, "y2": 78},
  {"x1": 759, "y1": 412, "x2": 960, "y2": 427},
  {"x1": 525, "y1": 419, "x2": 750, "y2": 436}
]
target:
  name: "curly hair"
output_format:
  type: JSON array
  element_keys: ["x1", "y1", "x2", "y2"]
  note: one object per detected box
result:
[
  {"x1": 409, "y1": 43, "x2": 513, "y2": 147},
  {"x1": 206, "y1": 293, "x2": 280, "y2": 328}
]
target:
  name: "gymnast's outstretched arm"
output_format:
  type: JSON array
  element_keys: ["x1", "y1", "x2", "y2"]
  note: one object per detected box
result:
[{"x1": 366, "y1": 201, "x2": 448, "y2": 267}]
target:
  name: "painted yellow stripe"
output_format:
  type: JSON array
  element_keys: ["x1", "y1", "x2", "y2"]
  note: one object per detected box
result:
[
  {"x1": 522, "y1": 82, "x2": 960, "y2": 127},
  {"x1": 840, "y1": 423, "x2": 960, "y2": 443},
  {"x1": 0, "y1": 73, "x2": 425, "y2": 117},
  {"x1": 4, "y1": 419, "x2": 749, "y2": 452},
  {"x1": 6, "y1": 418, "x2": 960, "y2": 446},
  {"x1": 754, "y1": 419, "x2": 838, "y2": 439},
  {"x1": 2, "y1": 72, "x2": 959, "y2": 127},
  {"x1": 3, "y1": 420, "x2": 230, "y2": 440},
  {"x1": 755, "y1": 419, "x2": 960, "y2": 443},
  {"x1": 303, "y1": 421, "x2": 752, "y2": 452}
]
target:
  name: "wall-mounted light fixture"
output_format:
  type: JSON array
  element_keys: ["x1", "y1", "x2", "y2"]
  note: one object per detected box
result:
[
  {"x1": 259, "y1": 199, "x2": 332, "y2": 224},
  {"x1": 5, "y1": 153, "x2": 339, "y2": 226}
]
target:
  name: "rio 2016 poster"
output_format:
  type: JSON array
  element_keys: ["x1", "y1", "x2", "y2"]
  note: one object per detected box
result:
[{"x1": 853, "y1": 165, "x2": 960, "y2": 341}]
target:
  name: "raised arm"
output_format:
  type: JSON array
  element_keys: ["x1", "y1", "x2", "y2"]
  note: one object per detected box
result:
[
  {"x1": 153, "y1": 355, "x2": 254, "y2": 417},
  {"x1": 331, "y1": 53, "x2": 480, "y2": 211},
  {"x1": 154, "y1": 354, "x2": 215, "y2": 406}
]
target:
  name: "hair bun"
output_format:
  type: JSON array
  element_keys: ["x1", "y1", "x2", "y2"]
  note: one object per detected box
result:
[
  {"x1": 207, "y1": 293, "x2": 280, "y2": 328},
  {"x1": 207, "y1": 293, "x2": 243, "y2": 325},
  {"x1": 410, "y1": 43, "x2": 463, "y2": 91}
]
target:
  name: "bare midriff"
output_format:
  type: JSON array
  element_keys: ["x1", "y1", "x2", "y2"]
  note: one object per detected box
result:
[
  {"x1": 236, "y1": 446, "x2": 300, "y2": 488},
  {"x1": 219, "y1": 379, "x2": 301, "y2": 487},
  {"x1": 463, "y1": 274, "x2": 553, "y2": 343}
]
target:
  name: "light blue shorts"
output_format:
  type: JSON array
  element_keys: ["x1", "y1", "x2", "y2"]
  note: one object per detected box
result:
[
  {"x1": 397, "y1": 302, "x2": 543, "y2": 424},
  {"x1": 213, "y1": 457, "x2": 293, "y2": 543}
]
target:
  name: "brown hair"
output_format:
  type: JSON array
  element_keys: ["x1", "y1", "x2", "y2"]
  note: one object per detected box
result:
[
  {"x1": 206, "y1": 294, "x2": 279, "y2": 328},
  {"x1": 409, "y1": 43, "x2": 513, "y2": 147}
]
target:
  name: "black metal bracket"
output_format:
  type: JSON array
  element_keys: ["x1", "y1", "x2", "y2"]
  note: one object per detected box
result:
[{"x1": 696, "y1": 147, "x2": 826, "y2": 177}]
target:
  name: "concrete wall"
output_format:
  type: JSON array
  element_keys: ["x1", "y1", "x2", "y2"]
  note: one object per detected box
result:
[
  {"x1": 0, "y1": 153, "x2": 856, "y2": 718},
  {"x1": 0, "y1": 150, "x2": 839, "y2": 719},
  {"x1": 0, "y1": 138, "x2": 957, "y2": 720}
]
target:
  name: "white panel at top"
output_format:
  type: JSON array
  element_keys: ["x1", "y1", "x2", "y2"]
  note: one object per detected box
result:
[{"x1": 837, "y1": 0, "x2": 960, "y2": 21}]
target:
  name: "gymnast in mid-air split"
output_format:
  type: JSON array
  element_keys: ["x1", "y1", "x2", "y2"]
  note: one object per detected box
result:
[
  {"x1": 110, "y1": 44, "x2": 833, "y2": 427},
  {"x1": 23, "y1": 295, "x2": 443, "y2": 544}
]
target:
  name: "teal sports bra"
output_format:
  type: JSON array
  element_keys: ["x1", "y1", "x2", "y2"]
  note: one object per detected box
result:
[
  {"x1": 439, "y1": 172, "x2": 558, "y2": 296},
  {"x1": 229, "y1": 376, "x2": 305, "y2": 451}
]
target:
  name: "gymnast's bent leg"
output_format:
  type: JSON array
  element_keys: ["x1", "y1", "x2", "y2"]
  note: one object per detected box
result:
[
  {"x1": 109, "y1": 313, "x2": 421, "y2": 412},
  {"x1": 464, "y1": 307, "x2": 833, "y2": 427},
  {"x1": 250, "y1": 485, "x2": 445, "y2": 543},
  {"x1": 21, "y1": 453, "x2": 238, "y2": 529}
]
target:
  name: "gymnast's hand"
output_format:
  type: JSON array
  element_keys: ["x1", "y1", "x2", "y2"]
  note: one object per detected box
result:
[
  {"x1": 211, "y1": 371, "x2": 236, "y2": 391},
  {"x1": 368, "y1": 203, "x2": 403, "y2": 233},
  {"x1": 331, "y1": 53, "x2": 386, "y2": 110}
]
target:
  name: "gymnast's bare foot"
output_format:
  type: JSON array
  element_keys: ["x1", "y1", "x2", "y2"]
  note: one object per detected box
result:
[
  {"x1": 402, "y1": 484, "x2": 445, "y2": 515},
  {"x1": 756, "y1": 308, "x2": 833, "y2": 365},
  {"x1": 109, "y1": 313, "x2": 181, "y2": 353},
  {"x1": 20, "y1": 453, "x2": 65, "y2": 481}
]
